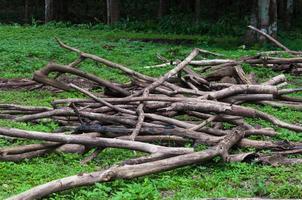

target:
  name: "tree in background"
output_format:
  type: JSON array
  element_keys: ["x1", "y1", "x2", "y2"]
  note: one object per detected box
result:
[
  {"x1": 2, "y1": 0, "x2": 302, "y2": 41},
  {"x1": 246, "y1": 0, "x2": 277, "y2": 42},
  {"x1": 24, "y1": 0, "x2": 29, "y2": 23},
  {"x1": 107, "y1": 0, "x2": 120, "y2": 24},
  {"x1": 158, "y1": 0, "x2": 168, "y2": 18},
  {"x1": 284, "y1": 0, "x2": 294, "y2": 29},
  {"x1": 45, "y1": 0, "x2": 54, "y2": 23},
  {"x1": 195, "y1": 0, "x2": 201, "y2": 23}
]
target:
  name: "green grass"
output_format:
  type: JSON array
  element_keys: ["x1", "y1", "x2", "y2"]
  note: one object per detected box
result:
[{"x1": 0, "y1": 24, "x2": 302, "y2": 199}]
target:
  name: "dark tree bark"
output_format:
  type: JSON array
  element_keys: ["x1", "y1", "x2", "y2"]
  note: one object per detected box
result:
[
  {"x1": 56, "y1": 0, "x2": 68, "y2": 21},
  {"x1": 24, "y1": 0, "x2": 29, "y2": 23},
  {"x1": 180, "y1": 0, "x2": 192, "y2": 11},
  {"x1": 195, "y1": 0, "x2": 201, "y2": 23},
  {"x1": 158, "y1": 0, "x2": 168, "y2": 18},
  {"x1": 277, "y1": 0, "x2": 285, "y2": 19},
  {"x1": 284, "y1": 0, "x2": 294, "y2": 29},
  {"x1": 33, "y1": 0, "x2": 40, "y2": 20},
  {"x1": 245, "y1": 0, "x2": 258, "y2": 43},
  {"x1": 270, "y1": 0, "x2": 278, "y2": 38},
  {"x1": 107, "y1": 0, "x2": 120, "y2": 24},
  {"x1": 294, "y1": 0, "x2": 302, "y2": 18},
  {"x1": 45, "y1": 0, "x2": 54, "y2": 23}
]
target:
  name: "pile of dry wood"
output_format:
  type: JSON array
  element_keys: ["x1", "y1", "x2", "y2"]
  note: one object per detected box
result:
[
  {"x1": 1, "y1": 26, "x2": 302, "y2": 200},
  {"x1": 145, "y1": 26, "x2": 302, "y2": 75}
]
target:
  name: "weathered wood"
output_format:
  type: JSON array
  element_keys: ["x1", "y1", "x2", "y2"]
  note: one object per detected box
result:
[
  {"x1": 7, "y1": 131, "x2": 243, "y2": 200},
  {"x1": 0, "y1": 127, "x2": 193, "y2": 155},
  {"x1": 2, "y1": 35, "x2": 302, "y2": 199}
]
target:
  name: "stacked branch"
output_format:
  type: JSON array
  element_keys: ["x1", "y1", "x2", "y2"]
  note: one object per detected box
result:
[
  {"x1": 1, "y1": 35, "x2": 302, "y2": 199},
  {"x1": 147, "y1": 26, "x2": 302, "y2": 75}
]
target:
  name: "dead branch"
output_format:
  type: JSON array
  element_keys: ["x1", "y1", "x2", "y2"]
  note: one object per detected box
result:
[
  {"x1": 7, "y1": 131, "x2": 243, "y2": 200},
  {"x1": 2, "y1": 35, "x2": 302, "y2": 199},
  {"x1": 248, "y1": 25, "x2": 291, "y2": 51},
  {"x1": 0, "y1": 127, "x2": 193, "y2": 155},
  {"x1": 33, "y1": 63, "x2": 130, "y2": 96}
]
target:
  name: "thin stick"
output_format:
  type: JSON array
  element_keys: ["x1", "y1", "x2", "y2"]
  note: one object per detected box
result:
[
  {"x1": 80, "y1": 148, "x2": 104, "y2": 164},
  {"x1": 130, "y1": 89, "x2": 149, "y2": 140},
  {"x1": 0, "y1": 127, "x2": 193, "y2": 155},
  {"x1": 188, "y1": 115, "x2": 217, "y2": 131},
  {"x1": 69, "y1": 83, "x2": 135, "y2": 115},
  {"x1": 196, "y1": 48, "x2": 225, "y2": 57},
  {"x1": 134, "y1": 48, "x2": 200, "y2": 96}
]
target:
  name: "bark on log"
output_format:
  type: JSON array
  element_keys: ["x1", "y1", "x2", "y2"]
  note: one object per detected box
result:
[
  {"x1": 0, "y1": 127, "x2": 193, "y2": 155},
  {"x1": 7, "y1": 131, "x2": 244, "y2": 200}
]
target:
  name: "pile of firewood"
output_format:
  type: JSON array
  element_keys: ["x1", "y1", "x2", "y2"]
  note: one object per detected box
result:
[{"x1": 1, "y1": 26, "x2": 302, "y2": 200}]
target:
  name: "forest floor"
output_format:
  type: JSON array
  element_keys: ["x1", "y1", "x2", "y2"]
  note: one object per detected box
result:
[{"x1": 0, "y1": 25, "x2": 302, "y2": 199}]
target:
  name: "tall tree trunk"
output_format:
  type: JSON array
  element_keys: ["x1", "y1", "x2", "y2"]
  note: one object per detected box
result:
[
  {"x1": 180, "y1": 0, "x2": 192, "y2": 11},
  {"x1": 258, "y1": 0, "x2": 270, "y2": 34},
  {"x1": 33, "y1": 0, "x2": 39, "y2": 21},
  {"x1": 158, "y1": 0, "x2": 168, "y2": 18},
  {"x1": 258, "y1": 0, "x2": 278, "y2": 41},
  {"x1": 246, "y1": 0, "x2": 278, "y2": 42},
  {"x1": 285, "y1": 0, "x2": 294, "y2": 29},
  {"x1": 195, "y1": 0, "x2": 201, "y2": 23},
  {"x1": 277, "y1": 0, "x2": 285, "y2": 19},
  {"x1": 270, "y1": 0, "x2": 278, "y2": 38},
  {"x1": 24, "y1": 0, "x2": 29, "y2": 23},
  {"x1": 245, "y1": 0, "x2": 258, "y2": 43},
  {"x1": 107, "y1": 0, "x2": 120, "y2": 24},
  {"x1": 45, "y1": 0, "x2": 54, "y2": 23},
  {"x1": 59, "y1": 1, "x2": 69, "y2": 21},
  {"x1": 294, "y1": 0, "x2": 302, "y2": 18}
]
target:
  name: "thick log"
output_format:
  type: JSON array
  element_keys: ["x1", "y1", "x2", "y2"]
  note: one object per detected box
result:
[
  {"x1": 33, "y1": 63, "x2": 130, "y2": 96},
  {"x1": 167, "y1": 100, "x2": 302, "y2": 132},
  {"x1": 0, "y1": 128, "x2": 193, "y2": 155},
  {"x1": 7, "y1": 131, "x2": 244, "y2": 200}
]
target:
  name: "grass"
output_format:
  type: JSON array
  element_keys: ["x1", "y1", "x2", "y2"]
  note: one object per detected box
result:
[{"x1": 0, "y1": 24, "x2": 302, "y2": 199}]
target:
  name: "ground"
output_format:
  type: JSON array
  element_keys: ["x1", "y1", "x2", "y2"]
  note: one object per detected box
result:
[{"x1": 0, "y1": 24, "x2": 302, "y2": 199}]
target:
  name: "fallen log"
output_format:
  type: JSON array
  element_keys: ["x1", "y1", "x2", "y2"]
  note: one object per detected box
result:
[
  {"x1": 6, "y1": 130, "x2": 243, "y2": 200},
  {"x1": 1, "y1": 35, "x2": 302, "y2": 199}
]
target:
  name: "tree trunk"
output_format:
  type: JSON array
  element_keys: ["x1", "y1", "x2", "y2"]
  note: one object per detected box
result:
[
  {"x1": 33, "y1": 0, "x2": 39, "y2": 20},
  {"x1": 258, "y1": 0, "x2": 270, "y2": 36},
  {"x1": 277, "y1": 0, "x2": 285, "y2": 19},
  {"x1": 245, "y1": 0, "x2": 258, "y2": 43},
  {"x1": 24, "y1": 0, "x2": 29, "y2": 23},
  {"x1": 285, "y1": 0, "x2": 294, "y2": 29},
  {"x1": 107, "y1": 0, "x2": 120, "y2": 24},
  {"x1": 158, "y1": 0, "x2": 168, "y2": 18},
  {"x1": 256, "y1": 0, "x2": 278, "y2": 41},
  {"x1": 294, "y1": 0, "x2": 302, "y2": 19},
  {"x1": 270, "y1": 0, "x2": 278, "y2": 38},
  {"x1": 180, "y1": 0, "x2": 192, "y2": 11},
  {"x1": 59, "y1": 1, "x2": 69, "y2": 21},
  {"x1": 195, "y1": 0, "x2": 201, "y2": 23},
  {"x1": 45, "y1": 0, "x2": 54, "y2": 23}
]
